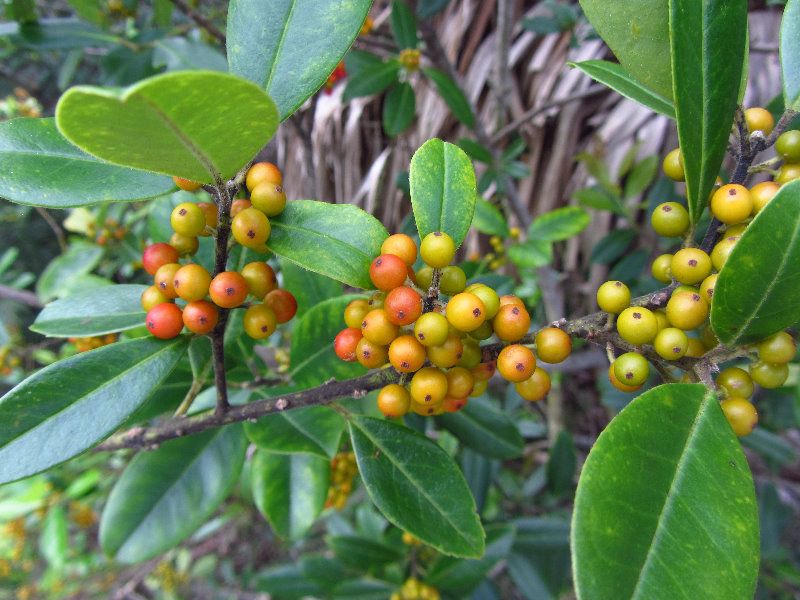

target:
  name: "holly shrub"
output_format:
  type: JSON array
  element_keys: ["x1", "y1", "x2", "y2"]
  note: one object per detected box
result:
[{"x1": 0, "y1": 0, "x2": 799, "y2": 599}]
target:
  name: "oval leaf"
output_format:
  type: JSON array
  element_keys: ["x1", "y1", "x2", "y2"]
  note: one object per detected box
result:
[
  {"x1": 711, "y1": 179, "x2": 800, "y2": 345},
  {"x1": 437, "y1": 398, "x2": 524, "y2": 459},
  {"x1": 348, "y1": 415, "x2": 485, "y2": 558},
  {"x1": 781, "y1": 0, "x2": 800, "y2": 110},
  {"x1": 422, "y1": 67, "x2": 475, "y2": 127},
  {"x1": 36, "y1": 242, "x2": 104, "y2": 304},
  {"x1": 472, "y1": 197, "x2": 510, "y2": 237},
  {"x1": 410, "y1": 139, "x2": 477, "y2": 248},
  {"x1": 251, "y1": 450, "x2": 329, "y2": 539},
  {"x1": 100, "y1": 424, "x2": 247, "y2": 563},
  {"x1": 390, "y1": 0, "x2": 418, "y2": 49},
  {"x1": 0, "y1": 118, "x2": 174, "y2": 207},
  {"x1": 383, "y1": 81, "x2": 416, "y2": 137},
  {"x1": 671, "y1": 0, "x2": 748, "y2": 224},
  {"x1": 572, "y1": 384, "x2": 759, "y2": 600},
  {"x1": 342, "y1": 60, "x2": 401, "y2": 101},
  {"x1": 227, "y1": 0, "x2": 372, "y2": 119},
  {"x1": 578, "y1": 0, "x2": 672, "y2": 99},
  {"x1": 0, "y1": 336, "x2": 188, "y2": 484},
  {"x1": 527, "y1": 206, "x2": 591, "y2": 242},
  {"x1": 245, "y1": 405, "x2": 344, "y2": 459},
  {"x1": 569, "y1": 60, "x2": 675, "y2": 119},
  {"x1": 290, "y1": 296, "x2": 367, "y2": 389},
  {"x1": 327, "y1": 534, "x2": 405, "y2": 569},
  {"x1": 32, "y1": 284, "x2": 147, "y2": 337},
  {"x1": 55, "y1": 70, "x2": 279, "y2": 183},
  {"x1": 267, "y1": 201, "x2": 388, "y2": 289}
]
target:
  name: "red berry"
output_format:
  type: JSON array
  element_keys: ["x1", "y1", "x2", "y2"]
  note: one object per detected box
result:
[{"x1": 146, "y1": 303, "x2": 184, "y2": 339}]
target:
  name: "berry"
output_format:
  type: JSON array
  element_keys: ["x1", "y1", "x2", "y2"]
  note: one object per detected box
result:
[
  {"x1": 361, "y1": 308, "x2": 399, "y2": 346},
  {"x1": 756, "y1": 331, "x2": 797, "y2": 364},
  {"x1": 169, "y1": 232, "x2": 199, "y2": 256},
  {"x1": 608, "y1": 362, "x2": 642, "y2": 393},
  {"x1": 377, "y1": 384, "x2": 411, "y2": 417},
  {"x1": 442, "y1": 396, "x2": 468, "y2": 413},
  {"x1": 250, "y1": 182, "x2": 286, "y2": 216},
  {"x1": 710, "y1": 236, "x2": 740, "y2": 271},
  {"x1": 241, "y1": 262, "x2": 278, "y2": 299},
  {"x1": 173, "y1": 176, "x2": 202, "y2": 191},
  {"x1": 775, "y1": 130, "x2": 800, "y2": 162},
  {"x1": 717, "y1": 367, "x2": 754, "y2": 400},
  {"x1": 243, "y1": 305, "x2": 278, "y2": 339},
  {"x1": 381, "y1": 234, "x2": 417, "y2": 266},
  {"x1": 457, "y1": 338, "x2": 482, "y2": 369},
  {"x1": 776, "y1": 162, "x2": 800, "y2": 184},
  {"x1": 154, "y1": 262, "x2": 182, "y2": 299},
  {"x1": 720, "y1": 397, "x2": 758, "y2": 437},
  {"x1": 146, "y1": 303, "x2": 184, "y2": 339},
  {"x1": 264, "y1": 289, "x2": 298, "y2": 323},
  {"x1": 616, "y1": 306, "x2": 658, "y2": 345},
  {"x1": 356, "y1": 337, "x2": 388, "y2": 369},
  {"x1": 343, "y1": 298, "x2": 371, "y2": 330},
  {"x1": 662, "y1": 148, "x2": 685, "y2": 181},
  {"x1": 142, "y1": 243, "x2": 179, "y2": 276},
  {"x1": 653, "y1": 327, "x2": 689, "y2": 360},
  {"x1": 231, "y1": 207, "x2": 271, "y2": 248},
  {"x1": 613, "y1": 352, "x2": 649, "y2": 387},
  {"x1": 209, "y1": 271, "x2": 249, "y2": 308},
  {"x1": 468, "y1": 285, "x2": 500, "y2": 319},
  {"x1": 496, "y1": 344, "x2": 536, "y2": 383},
  {"x1": 651, "y1": 254, "x2": 673, "y2": 284},
  {"x1": 334, "y1": 328, "x2": 363, "y2": 362},
  {"x1": 182, "y1": 300, "x2": 219, "y2": 335},
  {"x1": 439, "y1": 266, "x2": 466, "y2": 296},
  {"x1": 469, "y1": 378, "x2": 488, "y2": 397},
  {"x1": 515, "y1": 367, "x2": 551, "y2": 401},
  {"x1": 710, "y1": 184, "x2": 753, "y2": 225},
  {"x1": 196, "y1": 202, "x2": 218, "y2": 235},
  {"x1": 230, "y1": 198, "x2": 252, "y2": 217},
  {"x1": 384, "y1": 286, "x2": 423, "y2": 326},
  {"x1": 596, "y1": 280, "x2": 631, "y2": 314},
  {"x1": 141, "y1": 285, "x2": 171, "y2": 312},
  {"x1": 409, "y1": 367, "x2": 448, "y2": 404},
  {"x1": 426, "y1": 333, "x2": 463, "y2": 368},
  {"x1": 389, "y1": 335, "x2": 427, "y2": 373},
  {"x1": 666, "y1": 291, "x2": 709, "y2": 331},
  {"x1": 446, "y1": 366, "x2": 474, "y2": 398},
  {"x1": 743, "y1": 107, "x2": 774, "y2": 135},
  {"x1": 670, "y1": 248, "x2": 712, "y2": 286},
  {"x1": 492, "y1": 303, "x2": 531, "y2": 342},
  {"x1": 749, "y1": 360, "x2": 789, "y2": 388},
  {"x1": 471, "y1": 361, "x2": 496, "y2": 381},
  {"x1": 684, "y1": 337, "x2": 707, "y2": 358},
  {"x1": 699, "y1": 273, "x2": 718, "y2": 305},
  {"x1": 170, "y1": 202, "x2": 207, "y2": 237},
  {"x1": 172, "y1": 263, "x2": 212, "y2": 302},
  {"x1": 370, "y1": 254, "x2": 408, "y2": 291},
  {"x1": 419, "y1": 232, "x2": 455, "y2": 268},
  {"x1": 246, "y1": 161, "x2": 282, "y2": 191},
  {"x1": 651, "y1": 202, "x2": 690, "y2": 238},
  {"x1": 535, "y1": 328, "x2": 572, "y2": 363},
  {"x1": 446, "y1": 292, "x2": 487, "y2": 333},
  {"x1": 750, "y1": 181, "x2": 779, "y2": 215},
  {"x1": 415, "y1": 266, "x2": 433, "y2": 291}
]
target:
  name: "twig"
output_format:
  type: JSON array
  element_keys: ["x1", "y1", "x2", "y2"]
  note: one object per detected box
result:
[
  {"x1": 35, "y1": 207, "x2": 67, "y2": 252},
  {"x1": 0, "y1": 283, "x2": 41, "y2": 308},
  {"x1": 167, "y1": 0, "x2": 226, "y2": 44}
]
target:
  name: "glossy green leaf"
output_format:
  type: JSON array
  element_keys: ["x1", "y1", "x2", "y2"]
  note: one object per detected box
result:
[
  {"x1": 3, "y1": 18, "x2": 119, "y2": 49},
  {"x1": 409, "y1": 138, "x2": 477, "y2": 248},
  {"x1": 332, "y1": 579, "x2": 396, "y2": 600},
  {"x1": 422, "y1": 67, "x2": 475, "y2": 127},
  {"x1": 569, "y1": 60, "x2": 675, "y2": 119},
  {"x1": 31, "y1": 284, "x2": 147, "y2": 337},
  {"x1": 251, "y1": 450, "x2": 329, "y2": 539},
  {"x1": 342, "y1": 60, "x2": 401, "y2": 101},
  {"x1": 152, "y1": 37, "x2": 228, "y2": 72},
  {"x1": 671, "y1": 0, "x2": 747, "y2": 224},
  {"x1": 507, "y1": 240, "x2": 553, "y2": 269},
  {"x1": 528, "y1": 206, "x2": 590, "y2": 242},
  {"x1": 100, "y1": 424, "x2": 247, "y2": 563},
  {"x1": 437, "y1": 398, "x2": 524, "y2": 459},
  {"x1": 383, "y1": 82, "x2": 415, "y2": 136},
  {"x1": 578, "y1": 0, "x2": 672, "y2": 99},
  {"x1": 0, "y1": 336, "x2": 188, "y2": 485},
  {"x1": 711, "y1": 179, "x2": 800, "y2": 345},
  {"x1": 623, "y1": 155, "x2": 659, "y2": 200},
  {"x1": 327, "y1": 534, "x2": 405, "y2": 569},
  {"x1": 573, "y1": 186, "x2": 625, "y2": 215},
  {"x1": 227, "y1": 0, "x2": 372, "y2": 120},
  {"x1": 36, "y1": 242, "x2": 104, "y2": 305},
  {"x1": 348, "y1": 415, "x2": 484, "y2": 558},
  {"x1": 0, "y1": 118, "x2": 174, "y2": 208},
  {"x1": 268, "y1": 200, "x2": 388, "y2": 289},
  {"x1": 472, "y1": 197, "x2": 510, "y2": 237},
  {"x1": 390, "y1": 0, "x2": 417, "y2": 48},
  {"x1": 245, "y1": 405, "x2": 344, "y2": 459},
  {"x1": 460, "y1": 448, "x2": 499, "y2": 515},
  {"x1": 257, "y1": 563, "x2": 327, "y2": 598},
  {"x1": 55, "y1": 71, "x2": 279, "y2": 183},
  {"x1": 456, "y1": 138, "x2": 493, "y2": 164},
  {"x1": 572, "y1": 384, "x2": 759, "y2": 600},
  {"x1": 781, "y1": 0, "x2": 800, "y2": 110},
  {"x1": 280, "y1": 258, "x2": 342, "y2": 320}
]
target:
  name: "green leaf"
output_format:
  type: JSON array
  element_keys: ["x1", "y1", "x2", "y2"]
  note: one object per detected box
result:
[
  {"x1": 36, "y1": 242, "x2": 104, "y2": 304},
  {"x1": 0, "y1": 336, "x2": 188, "y2": 485},
  {"x1": 527, "y1": 206, "x2": 591, "y2": 242},
  {"x1": 40, "y1": 505, "x2": 68, "y2": 570},
  {"x1": 333, "y1": 579, "x2": 396, "y2": 600},
  {"x1": 383, "y1": 81, "x2": 416, "y2": 136},
  {"x1": 251, "y1": 450, "x2": 329, "y2": 539},
  {"x1": 327, "y1": 534, "x2": 405, "y2": 569},
  {"x1": 3, "y1": 18, "x2": 120, "y2": 49},
  {"x1": 422, "y1": 67, "x2": 475, "y2": 127},
  {"x1": 781, "y1": 0, "x2": 800, "y2": 110},
  {"x1": 578, "y1": 0, "x2": 672, "y2": 99},
  {"x1": 623, "y1": 155, "x2": 659, "y2": 200},
  {"x1": 507, "y1": 240, "x2": 553, "y2": 269},
  {"x1": 409, "y1": 138, "x2": 477, "y2": 248},
  {"x1": 572, "y1": 186, "x2": 626, "y2": 215},
  {"x1": 245, "y1": 405, "x2": 344, "y2": 459},
  {"x1": 671, "y1": 0, "x2": 748, "y2": 224},
  {"x1": 31, "y1": 284, "x2": 147, "y2": 337},
  {"x1": 437, "y1": 398, "x2": 524, "y2": 459},
  {"x1": 455, "y1": 138, "x2": 493, "y2": 164},
  {"x1": 545, "y1": 430, "x2": 576, "y2": 497},
  {"x1": 290, "y1": 296, "x2": 367, "y2": 389},
  {"x1": 342, "y1": 60, "x2": 401, "y2": 101},
  {"x1": 152, "y1": 37, "x2": 228, "y2": 72},
  {"x1": 100, "y1": 424, "x2": 247, "y2": 563},
  {"x1": 569, "y1": 60, "x2": 675, "y2": 119},
  {"x1": 227, "y1": 0, "x2": 372, "y2": 120},
  {"x1": 472, "y1": 197, "x2": 510, "y2": 237},
  {"x1": 280, "y1": 258, "x2": 342, "y2": 320},
  {"x1": 268, "y1": 201, "x2": 388, "y2": 289},
  {"x1": 711, "y1": 179, "x2": 800, "y2": 345},
  {"x1": 348, "y1": 415, "x2": 485, "y2": 558},
  {"x1": 55, "y1": 70, "x2": 279, "y2": 183},
  {"x1": 257, "y1": 563, "x2": 327, "y2": 598},
  {"x1": 591, "y1": 230, "x2": 636, "y2": 264},
  {"x1": 571, "y1": 384, "x2": 759, "y2": 600},
  {"x1": 390, "y1": 0, "x2": 418, "y2": 49},
  {"x1": 0, "y1": 119, "x2": 174, "y2": 208}
]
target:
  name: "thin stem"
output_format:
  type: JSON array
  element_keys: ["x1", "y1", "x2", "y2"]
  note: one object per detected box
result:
[{"x1": 167, "y1": 0, "x2": 226, "y2": 44}]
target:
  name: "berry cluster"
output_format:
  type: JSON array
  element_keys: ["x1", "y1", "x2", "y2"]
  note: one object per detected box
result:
[
  {"x1": 334, "y1": 231, "x2": 572, "y2": 417},
  {"x1": 324, "y1": 451, "x2": 358, "y2": 510},
  {"x1": 391, "y1": 577, "x2": 440, "y2": 600},
  {"x1": 140, "y1": 163, "x2": 296, "y2": 339},
  {"x1": 68, "y1": 334, "x2": 118, "y2": 353},
  {"x1": 599, "y1": 112, "x2": 798, "y2": 437}
]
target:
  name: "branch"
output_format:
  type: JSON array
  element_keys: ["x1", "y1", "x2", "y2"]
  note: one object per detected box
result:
[
  {"x1": 167, "y1": 0, "x2": 226, "y2": 45},
  {"x1": 0, "y1": 284, "x2": 41, "y2": 308}
]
